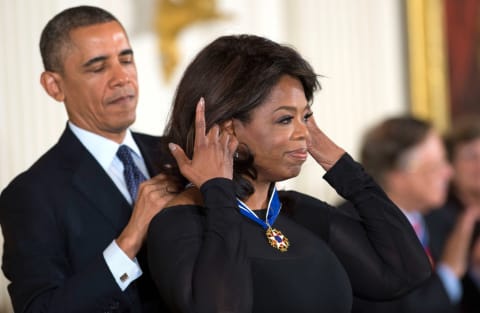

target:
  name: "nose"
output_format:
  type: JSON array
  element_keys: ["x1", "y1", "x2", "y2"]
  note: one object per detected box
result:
[
  {"x1": 293, "y1": 118, "x2": 309, "y2": 140},
  {"x1": 109, "y1": 62, "x2": 130, "y2": 87}
]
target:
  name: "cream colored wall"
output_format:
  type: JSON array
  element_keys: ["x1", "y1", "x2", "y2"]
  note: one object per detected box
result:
[{"x1": 0, "y1": 0, "x2": 407, "y2": 311}]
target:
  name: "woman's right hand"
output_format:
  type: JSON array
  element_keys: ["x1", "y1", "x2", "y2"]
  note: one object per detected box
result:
[{"x1": 168, "y1": 97, "x2": 239, "y2": 188}]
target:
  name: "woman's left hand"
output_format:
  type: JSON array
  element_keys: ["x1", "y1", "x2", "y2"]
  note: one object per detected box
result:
[{"x1": 306, "y1": 115, "x2": 345, "y2": 171}]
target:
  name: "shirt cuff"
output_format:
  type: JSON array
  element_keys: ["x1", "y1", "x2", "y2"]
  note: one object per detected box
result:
[
  {"x1": 436, "y1": 263, "x2": 462, "y2": 303},
  {"x1": 103, "y1": 240, "x2": 143, "y2": 291}
]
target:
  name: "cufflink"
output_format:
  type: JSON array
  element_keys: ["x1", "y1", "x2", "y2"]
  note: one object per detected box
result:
[{"x1": 120, "y1": 273, "x2": 129, "y2": 282}]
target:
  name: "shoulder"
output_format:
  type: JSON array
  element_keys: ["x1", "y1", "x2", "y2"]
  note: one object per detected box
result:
[
  {"x1": 167, "y1": 187, "x2": 204, "y2": 207},
  {"x1": 278, "y1": 189, "x2": 333, "y2": 219},
  {"x1": 149, "y1": 187, "x2": 205, "y2": 238},
  {"x1": 2, "y1": 141, "x2": 67, "y2": 194},
  {"x1": 278, "y1": 189, "x2": 333, "y2": 240},
  {"x1": 151, "y1": 187, "x2": 205, "y2": 223},
  {"x1": 279, "y1": 190, "x2": 330, "y2": 211}
]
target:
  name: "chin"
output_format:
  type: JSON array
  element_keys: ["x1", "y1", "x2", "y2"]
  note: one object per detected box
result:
[
  {"x1": 110, "y1": 119, "x2": 135, "y2": 133},
  {"x1": 276, "y1": 168, "x2": 302, "y2": 182}
]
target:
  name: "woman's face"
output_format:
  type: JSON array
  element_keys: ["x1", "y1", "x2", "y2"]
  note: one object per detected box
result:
[{"x1": 233, "y1": 75, "x2": 312, "y2": 183}]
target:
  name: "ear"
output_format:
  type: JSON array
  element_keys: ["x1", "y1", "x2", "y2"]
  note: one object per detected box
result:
[
  {"x1": 220, "y1": 119, "x2": 235, "y2": 135},
  {"x1": 40, "y1": 71, "x2": 65, "y2": 102}
]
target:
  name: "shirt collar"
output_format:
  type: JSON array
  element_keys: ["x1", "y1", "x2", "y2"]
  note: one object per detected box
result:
[
  {"x1": 402, "y1": 210, "x2": 423, "y2": 226},
  {"x1": 68, "y1": 121, "x2": 143, "y2": 171}
]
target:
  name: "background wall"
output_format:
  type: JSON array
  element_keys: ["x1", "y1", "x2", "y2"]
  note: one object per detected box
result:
[{"x1": 0, "y1": 0, "x2": 407, "y2": 311}]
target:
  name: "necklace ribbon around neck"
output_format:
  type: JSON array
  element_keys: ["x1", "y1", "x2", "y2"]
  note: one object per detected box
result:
[{"x1": 237, "y1": 187, "x2": 290, "y2": 252}]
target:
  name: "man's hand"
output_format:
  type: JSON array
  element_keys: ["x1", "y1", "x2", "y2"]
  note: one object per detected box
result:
[
  {"x1": 116, "y1": 174, "x2": 180, "y2": 259},
  {"x1": 440, "y1": 206, "x2": 480, "y2": 277}
]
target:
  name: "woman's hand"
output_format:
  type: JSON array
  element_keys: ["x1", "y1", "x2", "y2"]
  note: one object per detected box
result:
[
  {"x1": 306, "y1": 115, "x2": 345, "y2": 171},
  {"x1": 168, "y1": 98, "x2": 238, "y2": 188}
]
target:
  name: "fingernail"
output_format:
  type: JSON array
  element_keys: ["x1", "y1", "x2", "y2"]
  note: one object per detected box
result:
[
  {"x1": 168, "y1": 143, "x2": 176, "y2": 151},
  {"x1": 199, "y1": 97, "x2": 205, "y2": 107}
]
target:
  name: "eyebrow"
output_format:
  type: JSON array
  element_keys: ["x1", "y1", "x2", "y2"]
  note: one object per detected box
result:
[
  {"x1": 82, "y1": 48, "x2": 134, "y2": 68},
  {"x1": 273, "y1": 105, "x2": 311, "y2": 113}
]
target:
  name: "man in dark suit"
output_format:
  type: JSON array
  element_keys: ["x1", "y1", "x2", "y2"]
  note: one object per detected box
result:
[
  {"x1": 338, "y1": 116, "x2": 479, "y2": 313},
  {"x1": 0, "y1": 6, "x2": 177, "y2": 313}
]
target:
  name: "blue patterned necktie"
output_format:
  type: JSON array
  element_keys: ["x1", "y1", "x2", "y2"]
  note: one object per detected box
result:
[{"x1": 116, "y1": 145, "x2": 147, "y2": 203}]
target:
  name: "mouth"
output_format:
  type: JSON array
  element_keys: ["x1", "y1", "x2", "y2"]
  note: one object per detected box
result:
[
  {"x1": 107, "y1": 94, "x2": 135, "y2": 105},
  {"x1": 106, "y1": 88, "x2": 136, "y2": 105},
  {"x1": 287, "y1": 148, "x2": 308, "y2": 161}
]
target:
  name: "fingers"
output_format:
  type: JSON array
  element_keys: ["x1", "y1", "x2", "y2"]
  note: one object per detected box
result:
[
  {"x1": 169, "y1": 143, "x2": 190, "y2": 168},
  {"x1": 138, "y1": 174, "x2": 182, "y2": 197},
  {"x1": 166, "y1": 97, "x2": 237, "y2": 186},
  {"x1": 194, "y1": 97, "x2": 206, "y2": 147}
]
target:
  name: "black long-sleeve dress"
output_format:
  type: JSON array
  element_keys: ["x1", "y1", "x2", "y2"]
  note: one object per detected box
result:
[{"x1": 147, "y1": 154, "x2": 432, "y2": 313}]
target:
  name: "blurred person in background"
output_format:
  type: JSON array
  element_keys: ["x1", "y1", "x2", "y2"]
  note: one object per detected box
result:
[
  {"x1": 427, "y1": 115, "x2": 480, "y2": 313},
  {"x1": 339, "y1": 116, "x2": 479, "y2": 313}
]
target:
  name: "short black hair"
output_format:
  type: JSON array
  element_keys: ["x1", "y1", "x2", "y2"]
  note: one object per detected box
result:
[
  {"x1": 39, "y1": 5, "x2": 120, "y2": 72},
  {"x1": 361, "y1": 116, "x2": 432, "y2": 187}
]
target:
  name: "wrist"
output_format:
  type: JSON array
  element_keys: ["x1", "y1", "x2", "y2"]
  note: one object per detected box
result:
[{"x1": 116, "y1": 230, "x2": 142, "y2": 260}]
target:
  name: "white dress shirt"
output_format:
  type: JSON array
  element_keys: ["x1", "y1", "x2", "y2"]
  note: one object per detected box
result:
[
  {"x1": 69, "y1": 122, "x2": 149, "y2": 291},
  {"x1": 404, "y1": 211, "x2": 462, "y2": 303}
]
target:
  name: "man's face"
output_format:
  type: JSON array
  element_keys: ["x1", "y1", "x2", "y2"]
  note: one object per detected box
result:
[
  {"x1": 397, "y1": 131, "x2": 452, "y2": 211},
  {"x1": 55, "y1": 21, "x2": 138, "y2": 142}
]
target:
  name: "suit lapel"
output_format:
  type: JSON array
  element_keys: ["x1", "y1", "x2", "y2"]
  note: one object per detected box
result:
[
  {"x1": 58, "y1": 127, "x2": 132, "y2": 232},
  {"x1": 133, "y1": 132, "x2": 166, "y2": 177},
  {"x1": 72, "y1": 158, "x2": 132, "y2": 232}
]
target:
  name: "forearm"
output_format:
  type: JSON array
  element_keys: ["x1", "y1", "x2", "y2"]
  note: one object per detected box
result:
[
  {"x1": 147, "y1": 178, "x2": 251, "y2": 313},
  {"x1": 2, "y1": 239, "x2": 124, "y2": 313},
  {"x1": 0, "y1": 188, "x2": 126, "y2": 312},
  {"x1": 325, "y1": 154, "x2": 432, "y2": 299}
]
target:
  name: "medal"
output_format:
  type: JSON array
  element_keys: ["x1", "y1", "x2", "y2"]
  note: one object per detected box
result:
[
  {"x1": 266, "y1": 227, "x2": 290, "y2": 252},
  {"x1": 237, "y1": 186, "x2": 290, "y2": 252}
]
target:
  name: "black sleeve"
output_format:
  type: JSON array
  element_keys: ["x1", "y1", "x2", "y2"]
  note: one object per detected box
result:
[
  {"x1": 293, "y1": 154, "x2": 432, "y2": 300},
  {"x1": 147, "y1": 179, "x2": 251, "y2": 313},
  {"x1": 0, "y1": 180, "x2": 125, "y2": 313},
  {"x1": 401, "y1": 273, "x2": 458, "y2": 313},
  {"x1": 327, "y1": 154, "x2": 432, "y2": 299}
]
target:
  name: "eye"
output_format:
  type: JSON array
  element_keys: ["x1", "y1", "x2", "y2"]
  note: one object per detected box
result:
[
  {"x1": 303, "y1": 111, "x2": 313, "y2": 122},
  {"x1": 91, "y1": 66, "x2": 105, "y2": 73},
  {"x1": 120, "y1": 55, "x2": 134, "y2": 65},
  {"x1": 277, "y1": 115, "x2": 294, "y2": 125}
]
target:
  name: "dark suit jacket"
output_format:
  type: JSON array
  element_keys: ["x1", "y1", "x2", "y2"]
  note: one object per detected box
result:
[
  {"x1": 0, "y1": 126, "x2": 169, "y2": 313},
  {"x1": 426, "y1": 195, "x2": 480, "y2": 313}
]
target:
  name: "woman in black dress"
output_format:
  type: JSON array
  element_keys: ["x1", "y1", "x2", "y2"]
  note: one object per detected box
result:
[{"x1": 147, "y1": 34, "x2": 431, "y2": 313}]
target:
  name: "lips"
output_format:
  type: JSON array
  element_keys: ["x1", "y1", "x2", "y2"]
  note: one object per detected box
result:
[
  {"x1": 287, "y1": 148, "x2": 308, "y2": 161},
  {"x1": 109, "y1": 95, "x2": 135, "y2": 104},
  {"x1": 106, "y1": 88, "x2": 136, "y2": 105}
]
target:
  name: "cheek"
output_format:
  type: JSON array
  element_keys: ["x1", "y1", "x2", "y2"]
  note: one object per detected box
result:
[{"x1": 250, "y1": 136, "x2": 287, "y2": 162}]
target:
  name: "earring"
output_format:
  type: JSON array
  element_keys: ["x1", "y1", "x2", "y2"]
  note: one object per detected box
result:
[{"x1": 234, "y1": 151, "x2": 239, "y2": 159}]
